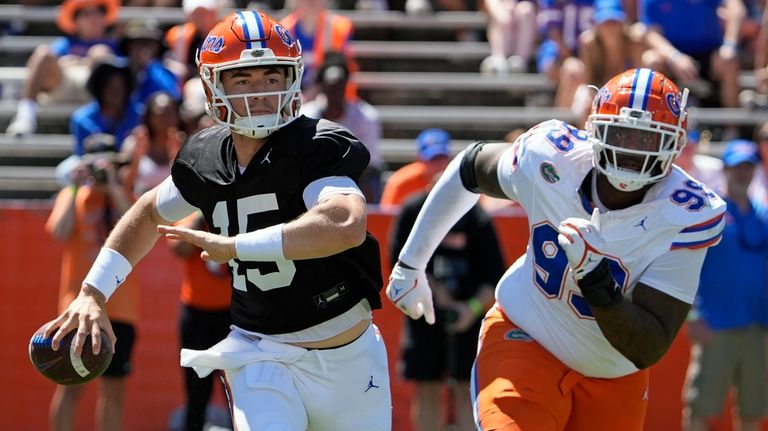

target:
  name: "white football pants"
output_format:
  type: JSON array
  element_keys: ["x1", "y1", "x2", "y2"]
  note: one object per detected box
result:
[{"x1": 194, "y1": 323, "x2": 392, "y2": 431}]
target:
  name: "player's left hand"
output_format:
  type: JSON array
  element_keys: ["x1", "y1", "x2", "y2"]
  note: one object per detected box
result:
[
  {"x1": 157, "y1": 225, "x2": 236, "y2": 263},
  {"x1": 557, "y1": 209, "x2": 607, "y2": 280},
  {"x1": 386, "y1": 263, "x2": 436, "y2": 324}
]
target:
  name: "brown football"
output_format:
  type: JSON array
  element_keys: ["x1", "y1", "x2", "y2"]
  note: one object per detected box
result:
[{"x1": 28, "y1": 323, "x2": 113, "y2": 385}]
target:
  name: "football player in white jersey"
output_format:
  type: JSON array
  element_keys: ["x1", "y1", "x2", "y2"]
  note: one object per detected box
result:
[{"x1": 387, "y1": 67, "x2": 726, "y2": 431}]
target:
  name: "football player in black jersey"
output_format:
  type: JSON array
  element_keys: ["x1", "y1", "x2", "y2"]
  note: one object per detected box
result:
[{"x1": 45, "y1": 10, "x2": 390, "y2": 431}]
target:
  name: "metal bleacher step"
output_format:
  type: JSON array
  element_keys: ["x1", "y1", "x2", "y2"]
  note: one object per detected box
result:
[
  {"x1": 0, "y1": 132, "x2": 476, "y2": 165},
  {"x1": 0, "y1": 165, "x2": 59, "y2": 199},
  {"x1": 0, "y1": 6, "x2": 488, "y2": 31}
]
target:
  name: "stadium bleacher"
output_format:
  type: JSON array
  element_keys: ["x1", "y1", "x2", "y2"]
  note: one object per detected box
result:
[{"x1": 0, "y1": 5, "x2": 761, "y2": 199}]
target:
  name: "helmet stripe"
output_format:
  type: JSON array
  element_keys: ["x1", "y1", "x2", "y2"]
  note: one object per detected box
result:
[
  {"x1": 237, "y1": 11, "x2": 266, "y2": 49},
  {"x1": 629, "y1": 68, "x2": 654, "y2": 111}
]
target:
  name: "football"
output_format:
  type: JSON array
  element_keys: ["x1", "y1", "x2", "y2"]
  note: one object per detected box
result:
[{"x1": 28, "y1": 322, "x2": 114, "y2": 385}]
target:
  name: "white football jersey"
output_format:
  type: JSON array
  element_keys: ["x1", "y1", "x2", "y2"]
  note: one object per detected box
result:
[{"x1": 494, "y1": 120, "x2": 726, "y2": 378}]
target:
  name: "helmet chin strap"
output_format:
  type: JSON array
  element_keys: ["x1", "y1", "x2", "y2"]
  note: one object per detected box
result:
[
  {"x1": 232, "y1": 114, "x2": 281, "y2": 138},
  {"x1": 603, "y1": 165, "x2": 653, "y2": 192}
]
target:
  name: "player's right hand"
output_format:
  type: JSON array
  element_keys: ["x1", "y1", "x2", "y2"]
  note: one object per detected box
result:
[
  {"x1": 44, "y1": 284, "x2": 115, "y2": 357},
  {"x1": 386, "y1": 263, "x2": 436, "y2": 325},
  {"x1": 557, "y1": 209, "x2": 606, "y2": 280},
  {"x1": 157, "y1": 224, "x2": 236, "y2": 263}
]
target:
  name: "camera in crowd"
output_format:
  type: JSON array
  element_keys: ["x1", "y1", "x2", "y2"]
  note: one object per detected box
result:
[
  {"x1": 81, "y1": 133, "x2": 131, "y2": 184},
  {"x1": 87, "y1": 162, "x2": 109, "y2": 183}
]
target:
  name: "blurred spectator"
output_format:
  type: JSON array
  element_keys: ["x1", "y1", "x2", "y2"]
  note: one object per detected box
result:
[
  {"x1": 479, "y1": 0, "x2": 537, "y2": 74},
  {"x1": 167, "y1": 212, "x2": 232, "y2": 431},
  {"x1": 535, "y1": 0, "x2": 593, "y2": 108},
  {"x1": 741, "y1": 4, "x2": 768, "y2": 110},
  {"x1": 119, "y1": 19, "x2": 182, "y2": 106},
  {"x1": 180, "y1": 77, "x2": 215, "y2": 133},
  {"x1": 71, "y1": 57, "x2": 143, "y2": 156},
  {"x1": 674, "y1": 129, "x2": 726, "y2": 195},
  {"x1": 44, "y1": 134, "x2": 138, "y2": 431},
  {"x1": 390, "y1": 185, "x2": 504, "y2": 431},
  {"x1": 5, "y1": 0, "x2": 120, "y2": 137},
  {"x1": 165, "y1": 0, "x2": 222, "y2": 84},
  {"x1": 56, "y1": 57, "x2": 144, "y2": 187},
  {"x1": 124, "y1": 0, "x2": 180, "y2": 5},
  {"x1": 738, "y1": 0, "x2": 765, "y2": 69},
  {"x1": 380, "y1": 128, "x2": 452, "y2": 207},
  {"x1": 638, "y1": 0, "x2": 745, "y2": 110},
  {"x1": 748, "y1": 120, "x2": 768, "y2": 204},
  {"x1": 404, "y1": 0, "x2": 476, "y2": 21},
  {"x1": 682, "y1": 139, "x2": 768, "y2": 431},
  {"x1": 504, "y1": 128, "x2": 525, "y2": 143},
  {"x1": 574, "y1": 0, "x2": 644, "y2": 119},
  {"x1": 280, "y1": 0, "x2": 357, "y2": 102},
  {"x1": 122, "y1": 91, "x2": 185, "y2": 196},
  {"x1": 300, "y1": 52, "x2": 383, "y2": 203}
]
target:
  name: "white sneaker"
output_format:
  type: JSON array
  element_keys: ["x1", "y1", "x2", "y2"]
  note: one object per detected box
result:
[
  {"x1": 480, "y1": 55, "x2": 509, "y2": 75},
  {"x1": 507, "y1": 55, "x2": 527, "y2": 73},
  {"x1": 5, "y1": 113, "x2": 36, "y2": 137},
  {"x1": 404, "y1": 0, "x2": 432, "y2": 15}
]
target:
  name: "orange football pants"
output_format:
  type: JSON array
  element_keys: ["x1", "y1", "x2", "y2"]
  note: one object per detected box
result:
[{"x1": 472, "y1": 305, "x2": 649, "y2": 431}]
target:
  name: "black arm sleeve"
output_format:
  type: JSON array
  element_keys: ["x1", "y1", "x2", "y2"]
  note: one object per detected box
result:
[{"x1": 459, "y1": 141, "x2": 486, "y2": 193}]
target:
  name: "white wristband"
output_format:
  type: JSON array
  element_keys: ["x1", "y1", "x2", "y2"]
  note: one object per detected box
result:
[
  {"x1": 83, "y1": 248, "x2": 132, "y2": 300},
  {"x1": 235, "y1": 223, "x2": 285, "y2": 261}
]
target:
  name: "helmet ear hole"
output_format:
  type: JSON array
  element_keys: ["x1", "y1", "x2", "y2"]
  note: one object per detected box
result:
[{"x1": 217, "y1": 106, "x2": 227, "y2": 121}]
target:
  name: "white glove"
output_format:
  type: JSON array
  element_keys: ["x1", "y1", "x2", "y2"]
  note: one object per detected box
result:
[
  {"x1": 386, "y1": 263, "x2": 436, "y2": 324},
  {"x1": 557, "y1": 209, "x2": 607, "y2": 280}
]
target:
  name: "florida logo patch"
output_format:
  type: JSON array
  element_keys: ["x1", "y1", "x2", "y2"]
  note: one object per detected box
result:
[
  {"x1": 504, "y1": 329, "x2": 533, "y2": 342},
  {"x1": 666, "y1": 92, "x2": 682, "y2": 117},
  {"x1": 201, "y1": 35, "x2": 224, "y2": 53},
  {"x1": 274, "y1": 24, "x2": 294, "y2": 48},
  {"x1": 540, "y1": 161, "x2": 560, "y2": 184}
]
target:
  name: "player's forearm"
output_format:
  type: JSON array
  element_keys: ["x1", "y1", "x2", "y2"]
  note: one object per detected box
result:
[
  {"x1": 282, "y1": 195, "x2": 367, "y2": 259},
  {"x1": 591, "y1": 293, "x2": 688, "y2": 369},
  {"x1": 103, "y1": 188, "x2": 165, "y2": 265},
  {"x1": 400, "y1": 153, "x2": 480, "y2": 268}
]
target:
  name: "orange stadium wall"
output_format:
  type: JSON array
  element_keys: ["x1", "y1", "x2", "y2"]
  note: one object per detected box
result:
[{"x1": 0, "y1": 202, "x2": 763, "y2": 431}]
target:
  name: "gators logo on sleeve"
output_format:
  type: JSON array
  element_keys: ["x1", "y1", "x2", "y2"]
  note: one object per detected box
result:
[{"x1": 540, "y1": 161, "x2": 560, "y2": 184}]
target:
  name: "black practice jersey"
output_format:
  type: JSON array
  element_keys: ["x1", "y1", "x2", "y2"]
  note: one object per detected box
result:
[{"x1": 171, "y1": 116, "x2": 383, "y2": 334}]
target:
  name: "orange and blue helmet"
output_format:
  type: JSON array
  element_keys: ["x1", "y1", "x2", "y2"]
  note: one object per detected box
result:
[
  {"x1": 197, "y1": 10, "x2": 303, "y2": 138},
  {"x1": 586, "y1": 68, "x2": 689, "y2": 191}
]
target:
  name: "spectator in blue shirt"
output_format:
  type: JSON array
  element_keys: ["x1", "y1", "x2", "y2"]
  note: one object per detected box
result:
[
  {"x1": 70, "y1": 58, "x2": 143, "y2": 156},
  {"x1": 638, "y1": 0, "x2": 744, "y2": 111},
  {"x1": 118, "y1": 19, "x2": 182, "y2": 107},
  {"x1": 535, "y1": 0, "x2": 593, "y2": 107},
  {"x1": 683, "y1": 139, "x2": 768, "y2": 431},
  {"x1": 5, "y1": 0, "x2": 120, "y2": 137}
]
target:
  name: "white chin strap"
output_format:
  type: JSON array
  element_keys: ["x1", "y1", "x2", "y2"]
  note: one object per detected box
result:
[
  {"x1": 602, "y1": 165, "x2": 653, "y2": 192},
  {"x1": 232, "y1": 114, "x2": 281, "y2": 138}
]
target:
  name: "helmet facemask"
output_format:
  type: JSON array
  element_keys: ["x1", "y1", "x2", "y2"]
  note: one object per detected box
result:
[
  {"x1": 587, "y1": 87, "x2": 689, "y2": 192},
  {"x1": 199, "y1": 48, "x2": 303, "y2": 139}
]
